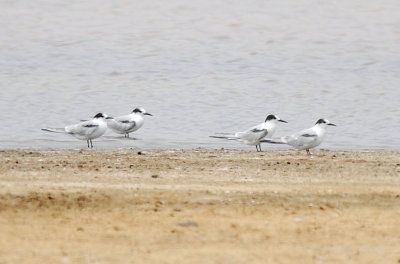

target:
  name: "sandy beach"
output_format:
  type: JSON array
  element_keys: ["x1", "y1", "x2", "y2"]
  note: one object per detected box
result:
[{"x1": 0, "y1": 149, "x2": 399, "y2": 263}]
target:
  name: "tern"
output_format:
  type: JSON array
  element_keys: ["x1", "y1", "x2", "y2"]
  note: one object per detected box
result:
[
  {"x1": 42, "y1": 113, "x2": 108, "y2": 148},
  {"x1": 106, "y1": 107, "x2": 152, "y2": 138},
  {"x1": 210, "y1": 114, "x2": 287, "y2": 151},
  {"x1": 262, "y1": 118, "x2": 336, "y2": 155}
]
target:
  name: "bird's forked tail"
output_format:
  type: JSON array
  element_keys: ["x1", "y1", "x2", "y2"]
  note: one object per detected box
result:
[
  {"x1": 209, "y1": 133, "x2": 238, "y2": 140},
  {"x1": 41, "y1": 127, "x2": 67, "y2": 133},
  {"x1": 260, "y1": 137, "x2": 286, "y2": 144}
]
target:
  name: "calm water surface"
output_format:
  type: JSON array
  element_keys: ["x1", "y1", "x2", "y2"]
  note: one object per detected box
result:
[{"x1": 1, "y1": 0, "x2": 399, "y2": 150}]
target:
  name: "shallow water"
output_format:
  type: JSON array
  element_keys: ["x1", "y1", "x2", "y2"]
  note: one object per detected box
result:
[{"x1": 1, "y1": 0, "x2": 399, "y2": 150}]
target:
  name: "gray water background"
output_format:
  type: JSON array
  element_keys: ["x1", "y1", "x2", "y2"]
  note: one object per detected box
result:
[{"x1": 1, "y1": 0, "x2": 399, "y2": 150}]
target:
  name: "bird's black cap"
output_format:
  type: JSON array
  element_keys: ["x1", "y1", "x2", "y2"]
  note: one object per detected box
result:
[
  {"x1": 265, "y1": 114, "x2": 278, "y2": 122},
  {"x1": 132, "y1": 108, "x2": 142, "y2": 113},
  {"x1": 315, "y1": 118, "x2": 327, "y2": 124},
  {"x1": 93, "y1": 113, "x2": 105, "y2": 118}
]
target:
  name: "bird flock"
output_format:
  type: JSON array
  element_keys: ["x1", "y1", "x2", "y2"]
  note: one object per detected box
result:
[
  {"x1": 42, "y1": 109, "x2": 335, "y2": 154},
  {"x1": 42, "y1": 108, "x2": 152, "y2": 149}
]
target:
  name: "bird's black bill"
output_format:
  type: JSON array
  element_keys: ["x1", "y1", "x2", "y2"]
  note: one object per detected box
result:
[
  {"x1": 144, "y1": 113, "x2": 153, "y2": 116},
  {"x1": 105, "y1": 117, "x2": 114, "y2": 119},
  {"x1": 279, "y1": 120, "x2": 288, "y2": 123},
  {"x1": 328, "y1": 123, "x2": 336, "y2": 126}
]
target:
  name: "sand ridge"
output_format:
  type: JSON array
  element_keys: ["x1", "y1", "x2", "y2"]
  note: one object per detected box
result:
[{"x1": 0, "y1": 149, "x2": 399, "y2": 263}]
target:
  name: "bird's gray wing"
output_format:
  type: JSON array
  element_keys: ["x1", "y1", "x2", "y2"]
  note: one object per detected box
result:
[
  {"x1": 250, "y1": 128, "x2": 266, "y2": 133},
  {"x1": 300, "y1": 133, "x2": 318, "y2": 138},
  {"x1": 66, "y1": 120, "x2": 100, "y2": 136},
  {"x1": 116, "y1": 118, "x2": 137, "y2": 130},
  {"x1": 287, "y1": 129, "x2": 319, "y2": 147},
  {"x1": 238, "y1": 127, "x2": 269, "y2": 142}
]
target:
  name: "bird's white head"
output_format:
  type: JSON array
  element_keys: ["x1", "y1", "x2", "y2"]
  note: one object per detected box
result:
[
  {"x1": 315, "y1": 118, "x2": 336, "y2": 127},
  {"x1": 132, "y1": 107, "x2": 153, "y2": 116},
  {"x1": 265, "y1": 114, "x2": 288, "y2": 124}
]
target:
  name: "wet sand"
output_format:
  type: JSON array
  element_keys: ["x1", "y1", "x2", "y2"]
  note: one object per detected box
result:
[{"x1": 0, "y1": 149, "x2": 399, "y2": 263}]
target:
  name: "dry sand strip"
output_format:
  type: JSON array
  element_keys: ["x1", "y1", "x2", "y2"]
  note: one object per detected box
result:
[{"x1": 0, "y1": 149, "x2": 399, "y2": 264}]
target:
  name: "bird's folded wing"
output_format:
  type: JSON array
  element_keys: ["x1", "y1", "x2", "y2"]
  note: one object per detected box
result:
[
  {"x1": 116, "y1": 119, "x2": 136, "y2": 130},
  {"x1": 291, "y1": 132, "x2": 319, "y2": 147},
  {"x1": 242, "y1": 128, "x2": 269, "y2": 141},
  {"x1": 300, "y1": 133, "x2": 317, "y2": 138},
  {"x1": 66, "y1": 121, "x2": 99, "y2": 136},
  {"x1": 250, "y1": 128, "x2": 266, "y2": 133}
]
